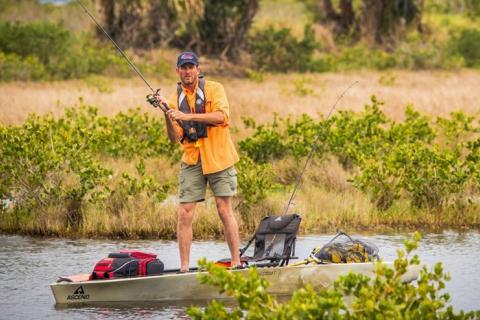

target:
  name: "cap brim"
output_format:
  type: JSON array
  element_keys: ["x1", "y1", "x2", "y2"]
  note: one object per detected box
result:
[{"x1": 177, "y1": 59, "x2": 198, "y2": 67}]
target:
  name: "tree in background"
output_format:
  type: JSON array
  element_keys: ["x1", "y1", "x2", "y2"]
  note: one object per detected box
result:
[
  {"x1": 312, "y1": 0, "x2": 424, "y2": 45},
  {"x1": 95, "y1": 0, "x2": 147, "y2": 49},
  {"x1": 95, "y1": 0, "x2": 258, "y2": 61},
  {"x1": 197, "y1": 0, "x2": 259, "y2": 60},
  {"x1": 361, "y1": 0, "x2": 423, "y2": 45},
  {"x1": 314, "y1": 0, "x2": 357, "y2": 38}
]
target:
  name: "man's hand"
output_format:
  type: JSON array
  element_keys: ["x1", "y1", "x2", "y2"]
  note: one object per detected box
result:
[
  {"x1": 166, "y1": 109, "x2": 192, "y2": 122},
  {"x1": 153, "y1": 93, "x2": 168, "y2": 107}
]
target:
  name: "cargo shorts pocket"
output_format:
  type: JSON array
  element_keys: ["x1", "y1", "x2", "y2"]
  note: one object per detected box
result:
[
  {"x1": 227, "y1": 167, "x2": 237, "y2": 193},
  {"x1": 178, "y1": 175, "x2": 186, "y2": 199},
  {"x1": 208, "y1": 166, "x2": 237, "y2": 197}
]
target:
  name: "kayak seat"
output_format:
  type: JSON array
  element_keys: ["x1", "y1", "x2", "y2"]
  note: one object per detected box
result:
[{"x1": 240, "y1": 214, "x2": 301, "y2": 266}]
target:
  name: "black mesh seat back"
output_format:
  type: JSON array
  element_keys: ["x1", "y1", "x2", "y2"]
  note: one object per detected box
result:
[
  {"x1": 256, "y1": 214, "x2": 301, "y2": 235},
  {"x1": 252, "y1": 214, "x2": 301, "y2": 262}
]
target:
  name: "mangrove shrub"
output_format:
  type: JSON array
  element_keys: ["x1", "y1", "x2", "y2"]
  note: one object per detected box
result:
[
  {"x1": 188, "y1": 233, "x2": 480, "y2": 319},
  {"x1": 238, "y1": 97, "x2": 480, "y2": 210},
  {"x1": 0, "y1": 103, "x2": 280, "y2": 236},
  {"x1": 0, "y1": 21, "x2": 154, "y2": 80},
  {"x1": 249, "y1": 25, "x2": 319, "y2": 72},
  {"x1": 0, "y1": 105, "x2": 174, "y2": 233}
]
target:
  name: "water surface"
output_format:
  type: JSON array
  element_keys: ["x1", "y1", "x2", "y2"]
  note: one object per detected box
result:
[{"x1": 0, "y1": 231, "x2": 479, "y2": 319}]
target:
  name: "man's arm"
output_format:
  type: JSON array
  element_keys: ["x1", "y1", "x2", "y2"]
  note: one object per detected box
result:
[
  {"x1": 166, "y1": 109, "x2": 225, "y2": 125},
  {"x1": 164, "y1": 114, "x2": 183, "y2": 143}
]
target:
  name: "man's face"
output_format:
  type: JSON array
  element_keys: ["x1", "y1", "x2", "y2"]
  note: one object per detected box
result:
[{"x1": 176, "y1": 63, "x2": 200, "y2": 87}]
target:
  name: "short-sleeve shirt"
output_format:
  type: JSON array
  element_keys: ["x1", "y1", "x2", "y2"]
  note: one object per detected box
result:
[{"x1": 168, "y1": 79, "x2": 239, "y2": 174}]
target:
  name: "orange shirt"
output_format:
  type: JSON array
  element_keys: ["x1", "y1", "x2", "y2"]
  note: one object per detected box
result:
[{"x1": 168, "y1": 80, "x2": 239, "y2": 174}]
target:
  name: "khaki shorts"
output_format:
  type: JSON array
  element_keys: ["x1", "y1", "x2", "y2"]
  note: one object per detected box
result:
[{"x1": 179, "y1": 162, "x2": 238, "y2": 203}]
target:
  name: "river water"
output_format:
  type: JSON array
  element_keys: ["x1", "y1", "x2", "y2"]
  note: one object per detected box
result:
[{"x1": 0, "y1": 231, "x2": 479, "y2": 319}]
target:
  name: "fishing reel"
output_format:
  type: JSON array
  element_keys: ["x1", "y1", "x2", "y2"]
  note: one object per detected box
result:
[
  {"x1": 186, "y1": 127, "x2": 199, "y2": 143},
  {"x1": 146, "y1": 89, "x2": 200, "y2": 145},
  {"x1": 146, "y1": 89, "x2": 168, "y2": 112}
]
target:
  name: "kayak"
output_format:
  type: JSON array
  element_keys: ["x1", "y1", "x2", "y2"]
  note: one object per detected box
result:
[
  {"x1": 50, "y1": 262, "x2": 421, "y2": 305},
  {"x1": 51, "y1": 216, "x2": 420, "y2": 305}
]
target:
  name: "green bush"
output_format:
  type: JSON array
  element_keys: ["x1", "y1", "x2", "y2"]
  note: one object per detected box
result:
[
  {"x1": 466, "y1": 0, "x2": 480, "y2": 17},
  {"x1": 466, "y1": 138, "x2": 480, "y2": 186},
  {"x1": 236, "y1": 156, "x2": 275, "y2": 210},
  {"x1": 426, "y1": 0, "x2": 480, "y2": 16},
  {"x1": 320, "y1": 40, "x2": 463, "y2": 71},
  {"x1": 393, "y1": 40, "x2": 446, "y2": 69},
  {"x1": 239, "y1": 98, "x2": 480, "y2": 211},
  {"x1": 0, "y1": 105, "x2": 177, "y2": 231},
  {"x1": 436, "y1": 111, "x2": 478, "y2": 145},
  {"x1": 249, "y1": 25, "x2": 319, "y2": 72},
  {"x1": 0, "y1": 21, "x2": 155, "y2": 80},
  {"x1": 353, "y1": 142, "x2": 470, "y2": 210},
  {"x1": 450, "y1": 28, "x2": 480, "y2": 67},
  {"x1": 0, "y1": 21, "x2": 72, "y2": 65},
  {"x1": 115, "y1": 159, "x2": 170, "y2": 203},
  {"x1": 0, "y1": 0, "x2": 8, "y2": 11},
  {"x1": 387, "y1": 106, "x2": 436, "y2": 145},
  {"x1": 326, "y1": 98, "x2": 389, "y2": 168},
  {"x1": 60, "y1": 105, "x2": 180, "y2": 159},
  {"x1": 188, "y1": 233, "x2": 480, "y2": 319},
  {"x1": 46, "y1": 34, "x2": 133, "y2": 79},
  {"x1": 0, "y1": 112, "x2": 112, "y2": 229},
  {"x1": 0, "y1": 52, "x2": 48, "y2": 81},
  {"x1": 239, "y1": 114, "x2": 324, "y2": 162},
  {"x1": 284, "y1": 114, "x2": 323, "y2": 159},
  {"x1": 335, "y1": 46, "x2": 377, "y2": 70},
  {"x1": 239, "y1": 116, "x2": 288, "y2": 163},
  {"x1": 314, "y1": 46, "x2": 399, "y2": 72}
]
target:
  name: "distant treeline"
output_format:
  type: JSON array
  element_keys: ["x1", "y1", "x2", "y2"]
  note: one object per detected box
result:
[
  {"x1": 0, "y1": 0, "x2": 480, "y2": 80},
  {"x1": 94, "y1": 0, "x2": 479, "y2": 58}
]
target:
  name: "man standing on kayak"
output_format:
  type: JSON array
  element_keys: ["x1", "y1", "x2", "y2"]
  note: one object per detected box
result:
[{"x1": 155, "y1": 52, "x2": 241, "y2": 272}]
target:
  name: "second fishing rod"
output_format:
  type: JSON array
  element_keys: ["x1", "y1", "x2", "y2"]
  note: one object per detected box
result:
[
  {"x1": 282, "y1": 81, "x2": 358, "y2": 216},
  {"x1": 239, "y1": 82, "x2": 358, "y2": 261}
]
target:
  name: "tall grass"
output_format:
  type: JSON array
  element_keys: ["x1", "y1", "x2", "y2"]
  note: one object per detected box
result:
[{"x1": 3, "y1": 158, "x2": 477, "y2": 239}]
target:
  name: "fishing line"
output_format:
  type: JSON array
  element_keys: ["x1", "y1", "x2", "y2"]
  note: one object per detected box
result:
[
  {"x1": 77, "y1": 0, "x2": 155, "y2": 93},
  {"x1": 282, "y1": 81, "x2": 358, "y2": 215},
  {"x1": 76, "y1": 0, "x2": 185, "y2": 126}
]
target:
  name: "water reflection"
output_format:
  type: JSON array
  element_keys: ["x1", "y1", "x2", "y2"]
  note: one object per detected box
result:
[{"x1": 0, "y1": 230, "x2": 479, "y2": 319}]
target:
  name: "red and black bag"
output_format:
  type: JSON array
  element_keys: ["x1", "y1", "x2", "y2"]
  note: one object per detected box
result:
[{"x1": 89, "y1": 250, "x2": 164, "y2": 280}]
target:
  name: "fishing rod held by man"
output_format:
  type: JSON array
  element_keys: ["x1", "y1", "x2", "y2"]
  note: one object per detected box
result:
[{"x1": 76, "y1": 0, "x2": 186, "y2": 128}]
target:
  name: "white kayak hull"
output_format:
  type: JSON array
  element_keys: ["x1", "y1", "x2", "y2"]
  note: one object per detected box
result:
[{"x1": 50, "y1": 262, "x2": 421, "y2": 305}]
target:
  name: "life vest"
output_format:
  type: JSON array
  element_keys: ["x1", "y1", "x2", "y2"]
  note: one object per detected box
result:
[{"x1": 177, "y1": 75, "x2": 207, "y2": 142}]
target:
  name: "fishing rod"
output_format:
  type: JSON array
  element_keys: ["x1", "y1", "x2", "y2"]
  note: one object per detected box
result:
[
  {"x1": 282, "y1": 81, "x2": 358, "y2": 215},
  {"x1": 76, "y1": 0, "x2": 173, "y2": 115}
]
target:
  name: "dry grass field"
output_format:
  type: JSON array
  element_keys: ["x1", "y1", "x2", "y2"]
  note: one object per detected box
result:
[{"x1": 2, "y1": 70, "x2": 480, "y2": 131}]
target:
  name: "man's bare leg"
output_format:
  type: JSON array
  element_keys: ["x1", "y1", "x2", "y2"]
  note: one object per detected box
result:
[
  {"x1": 215, "y1": 196, "x2": 241, "y2": 266},
  {"x1": 178, "y1": 202, "x2": 196, "y2": 272}
]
